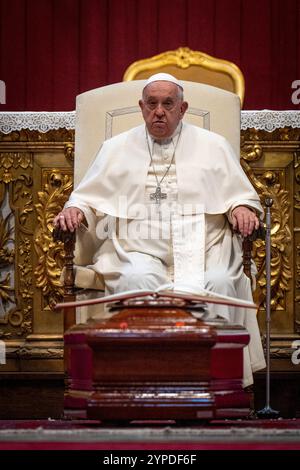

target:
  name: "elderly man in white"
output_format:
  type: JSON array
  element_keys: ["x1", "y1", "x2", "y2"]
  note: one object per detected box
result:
[{"x1": 54, "y1": 73, "x2": 266, "y2": 387}]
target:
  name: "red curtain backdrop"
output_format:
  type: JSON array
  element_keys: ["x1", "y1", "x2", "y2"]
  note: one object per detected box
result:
[{"x1": 0, "y1": 0, "x2": 299, "y2": 111}]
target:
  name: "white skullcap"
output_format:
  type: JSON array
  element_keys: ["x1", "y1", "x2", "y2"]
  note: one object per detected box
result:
[{"x1": 144, "y1": 73, "x2": 183, "y2": 90}]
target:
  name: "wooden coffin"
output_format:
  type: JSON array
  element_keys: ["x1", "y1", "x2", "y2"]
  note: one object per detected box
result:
[{"x1": 64, "y1": 296, "x2": 250, "y2": 422}]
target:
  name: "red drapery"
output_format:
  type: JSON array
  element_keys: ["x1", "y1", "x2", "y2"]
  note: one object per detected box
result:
[{"x1": 0, "y1": 0, "x2": 299, "y2": 111}]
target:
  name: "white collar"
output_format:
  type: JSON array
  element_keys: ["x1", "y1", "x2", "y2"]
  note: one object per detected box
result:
[{"x1": 147, "y1": 122, "x2": 183, "y2": 153}]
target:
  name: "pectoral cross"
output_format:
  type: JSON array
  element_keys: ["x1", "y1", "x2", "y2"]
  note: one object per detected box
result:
[{"x1": 150, "y1": 185, "x2": 167, "y2": 204}]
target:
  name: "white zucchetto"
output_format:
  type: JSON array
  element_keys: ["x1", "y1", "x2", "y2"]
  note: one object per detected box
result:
[{"x1": 144, "y1": 73, "x2": 183, "y2": 90}]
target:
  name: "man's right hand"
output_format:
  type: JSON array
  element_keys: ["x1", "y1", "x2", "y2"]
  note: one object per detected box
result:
[{"x1": 53, "y1": 207, "x2": 84, "y2": 232}]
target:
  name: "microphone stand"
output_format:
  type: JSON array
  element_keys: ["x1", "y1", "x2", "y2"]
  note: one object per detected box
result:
[{"x1": 257, "y1": 197, "x2": 279, "y2": 419}]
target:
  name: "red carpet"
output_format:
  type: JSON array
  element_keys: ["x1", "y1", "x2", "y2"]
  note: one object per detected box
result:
[{"x1": 1, "y1": 419, "x2": 300, "y2": 450}]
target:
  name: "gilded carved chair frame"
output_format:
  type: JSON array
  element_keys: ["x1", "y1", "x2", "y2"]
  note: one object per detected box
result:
[{"x1": 123, "y1": 47, "x2": 245, "y2": 107}]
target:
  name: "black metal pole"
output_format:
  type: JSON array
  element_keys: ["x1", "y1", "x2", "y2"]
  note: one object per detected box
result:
[{"x1": 257, "y1": 197, "x2": 279, "y2": 418}]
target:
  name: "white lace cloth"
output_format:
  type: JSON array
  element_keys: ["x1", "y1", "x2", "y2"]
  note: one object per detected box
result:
[
  {"x1": 0, "y1": 110, "x2": 300, "y2": 134},
  {"x1": 240, "y1": 110, "x2": 300, "y2": 132},
  {"x1": 0, "y1": 111, "x2": 75, "y2": 134}
]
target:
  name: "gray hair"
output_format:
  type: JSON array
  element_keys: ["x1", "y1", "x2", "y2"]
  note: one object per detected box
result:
[{"x1": 142, "y1": 83, "x2": 184, "y2": 102}]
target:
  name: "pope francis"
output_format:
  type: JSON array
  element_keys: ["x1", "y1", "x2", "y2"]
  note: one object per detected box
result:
[{"x1": 54, "y1": 73, "x2": 266, "y2": 387}]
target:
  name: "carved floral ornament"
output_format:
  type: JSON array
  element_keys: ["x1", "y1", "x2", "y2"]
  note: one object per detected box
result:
[
  {"x1": 0, "y1": 152, "x2": 32, "y2": 183},
  {"x1": 241, "y1": 143, "x2": 292, "y2": 311},
  {"x1": 0, "y1": 152, "x2": 34, "y2": 338},
  {"x1": 35, "y1": 170, "x2": 73, "y2": 308},
  {"x1": 0, "y1": 213, "x2": 14, "y2": 308}
]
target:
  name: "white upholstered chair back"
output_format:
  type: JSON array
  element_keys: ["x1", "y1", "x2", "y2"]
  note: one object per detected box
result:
[{"x1": 74, "y1": 80, "x2": 240, "y2": 187}]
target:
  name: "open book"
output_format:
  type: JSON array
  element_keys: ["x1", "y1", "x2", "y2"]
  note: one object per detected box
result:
[{"x1": 55, "y1": 284, "x2": 257, "y2": 311}]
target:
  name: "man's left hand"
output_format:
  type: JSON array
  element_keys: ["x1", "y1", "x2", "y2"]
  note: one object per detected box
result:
[{"x1": 231, "y1": 206, "x2": 260, "y2": 237}]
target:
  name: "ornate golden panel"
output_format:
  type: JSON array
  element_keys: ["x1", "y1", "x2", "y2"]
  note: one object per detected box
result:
[
  {"x1": 241, "y1": 144, "x2": 292, "y2": 318},
  {"x1": 241, "y1": 128, "x2": 300, "y2": 368},
  {"x1": 0, "y1": 151, "x2": 34, "y2": 338},
  {"x1": 35, "y1": 169, "x2": 73, "y2": 309},
  {"x1": 0, "y1": 126, "x2": 299, "y2": 373},
  {"x1": 0, "y1": 130, "x2": 74, "y2": 372}
]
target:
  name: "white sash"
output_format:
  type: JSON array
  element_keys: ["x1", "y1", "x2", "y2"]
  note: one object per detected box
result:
[{"x1": 172, "y1": 211, "x2": 205, "y2": 293}]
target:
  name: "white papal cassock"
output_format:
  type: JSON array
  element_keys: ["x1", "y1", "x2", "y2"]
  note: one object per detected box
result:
[{"x1": 65, "y1": 122, "x2": 266, "y2": 387}]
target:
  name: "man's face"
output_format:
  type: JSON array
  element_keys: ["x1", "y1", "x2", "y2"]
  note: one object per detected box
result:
[{"x1": 139, "y1": 81, "x2": 188, "y2": 140}]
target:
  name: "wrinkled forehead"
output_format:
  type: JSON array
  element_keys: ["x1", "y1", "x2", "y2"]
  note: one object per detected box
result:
[{"x1": 143, "y1": 81, "x2": 180, "y2": 99}]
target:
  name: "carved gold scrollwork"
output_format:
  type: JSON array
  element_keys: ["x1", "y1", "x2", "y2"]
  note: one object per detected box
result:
[
  {"x1": 278, "y1": 128, "x2": 300, "y2": 142},
  {"x1": 294, "y1": 149, "x2": 300, "y2": 331},
  {"x1": 175, "y1": 47, "x2": 202, "y2": 68},
  {"x1": 0, "y1": 152, "x2": 33, "y2": 338},
  {"x1": 0, "y1": 129, "x2": 74, "y2": 143},
  {"x1": 243, "y1": 127, "x2": 300, "y2": 143},
  {"x1": 241, "y1": 144, "x2": 263, "y2": 162},
  {"x1": 34, "y1": 170, "x2": 73, "y2": 308},
  {"x1": 0, "y1": 213, "x2": 14, "y2": 268},
  {"x1": 246, "y1": 129, "x2": 260, "y2": 141},
  {"x1": 64, "y1": 143, "x2": 74, "y2": 163},
  {"x1": 0, "y1": 213, "x2": 14, "y2": 320},
  {"x1": 294, "y1": 150, "x2": 300, "y2": 209},
  {"x1": 241, "y1": 146, "x2": 292, "y2": 310},
  {"x1": 296, "y1": 245, "x2": 300, "y2": 290},
  {"x1": 11, "y1": 345, "x2": 63, "y2": 359}
]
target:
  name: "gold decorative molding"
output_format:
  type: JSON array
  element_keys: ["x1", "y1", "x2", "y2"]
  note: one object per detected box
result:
[
  {"x1": 294, "y1": 149, "x2": 300, "y2": 332},
  {"x1": 7, "y1": 345, "x2": 63, "y2": 360},
  {"x1": 270, "y1": 348, "x2": 297, "y2": 359},
  {"x1": 294, "y1": 149, "x2": 300, "y2": 197},
  {"x1": 241, "y1": 144, "x2": 292, "y2": 312},
  {"x1": 64, "y1": 143, "x2": 74, "y2": 163},
  {"x1": 3, "y1": 338, "x2": 64, "y2": 372},
  {"x1": 0, "y1": 213, "x2": 14, "y2": 303},
  {"x1": 243, "y1": 127, "x2": 300, "y2": 142},
  {"x1": 0, "y1": 129, "x2": 74, "y2": 142},
  {"x1": 123, "y1": 46, "x2": 245, "y2": 105},
  {"x1": 0, "y1": 152, "x2": 34, "y2": 338},
  {"x1": 241, "y1": 144, "x2": 263, "y2": 162},
  {"x1": 34, "y1": 170, "x2": 73, "y2": 309},
  {"x1": 295, "y1": 244, "x2": 300, "y2": 293}
]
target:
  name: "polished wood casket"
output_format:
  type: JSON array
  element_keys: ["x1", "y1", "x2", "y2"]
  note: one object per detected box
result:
[{"x1": 63, "y1": 294, "x2": 251, "y2": 422}]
